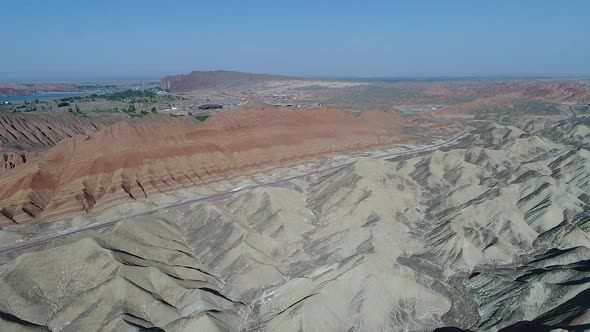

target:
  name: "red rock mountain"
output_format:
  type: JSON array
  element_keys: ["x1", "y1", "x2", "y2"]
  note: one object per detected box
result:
[{"x1": 0, "y1": 103, "x2": 403, "y2": 227}]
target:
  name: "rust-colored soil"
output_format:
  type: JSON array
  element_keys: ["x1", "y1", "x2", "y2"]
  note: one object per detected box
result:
[{"x1": 0, "y1": 103, "x2": 404, "y2": 226}]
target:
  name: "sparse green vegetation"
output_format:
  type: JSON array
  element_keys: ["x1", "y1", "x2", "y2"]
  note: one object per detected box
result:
[
  {"x1": 105, "y1": 89, "x2": 157, "y2": 101},
  {"x1": 17, "y1": 88, "x2": 186, "y2": 116},
  {"x1": 12, "y1": 105, "x2": 37, "y2": 112},
  {"x1": 196, "y1": 115, "x2": 210, "y2": 122}
]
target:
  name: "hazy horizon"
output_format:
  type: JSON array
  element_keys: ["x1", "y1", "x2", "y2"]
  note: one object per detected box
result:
[
  {"x1": 2, "y1": 0, "x2": 589, "y2": 81},
  {"x1": 4, "y1": 73, "x2": 590, "y2": 85}
]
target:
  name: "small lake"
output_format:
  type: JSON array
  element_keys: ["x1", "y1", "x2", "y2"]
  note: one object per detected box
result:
[{"x1": 0, "y1": 92, "x2": 88, "y2": 103}]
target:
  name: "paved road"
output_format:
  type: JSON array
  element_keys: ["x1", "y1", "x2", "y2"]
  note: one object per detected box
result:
[
  {"x1": 0, "y1": 131, "x2": 467, "y2": 255},
  {"x1": 568, "y1": 104, "x2": 589, "y2": 118}
]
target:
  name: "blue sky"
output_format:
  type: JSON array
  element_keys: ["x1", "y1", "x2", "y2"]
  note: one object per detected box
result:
[{"x1": 1, "y1": 0, "x2": 589, "y2": 81}]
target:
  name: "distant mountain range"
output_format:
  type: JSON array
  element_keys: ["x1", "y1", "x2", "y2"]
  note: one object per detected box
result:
[
  {"x1": 160, "y1": 70, "x2": 292, "y2": 93},
  {"x1": 0, "y1": 83, "x2": 80, "y2": 97}
]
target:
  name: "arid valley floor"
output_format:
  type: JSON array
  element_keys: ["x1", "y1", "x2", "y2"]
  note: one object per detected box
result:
[{"x1": 0, "y1": 73, "x2": 589, "y2": 331}]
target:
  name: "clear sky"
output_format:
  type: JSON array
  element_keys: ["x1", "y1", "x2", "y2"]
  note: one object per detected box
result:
[{"x1": 1, "y1": 0, "x2": 589, "y2": 81}]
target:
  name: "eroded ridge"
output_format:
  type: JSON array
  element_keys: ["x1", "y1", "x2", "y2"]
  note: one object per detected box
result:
[{"x1": 0, "y1": 119, "x2": 588, "y2": 331}]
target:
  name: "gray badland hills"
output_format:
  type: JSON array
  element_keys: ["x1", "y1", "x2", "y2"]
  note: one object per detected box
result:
[{"x1": 0, "y1": 116, "x2": 589, "y2": 331}]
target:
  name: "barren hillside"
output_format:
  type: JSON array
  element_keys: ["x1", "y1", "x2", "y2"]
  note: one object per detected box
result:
[
  {"x1": 0, "y1": 112, "x2": 122, "y2": 172},
  {"x1": 0, "y1": 103, "x2": 403, "y2": 226},
  {"x1": 0, "y1": 118, "x2": 587, "y2": 331}
]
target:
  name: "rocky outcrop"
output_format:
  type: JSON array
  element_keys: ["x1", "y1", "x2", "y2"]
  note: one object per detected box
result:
[
  {"x1": 0, "y1": 112, "x2": 121, "y2": 172},
  {"x1": 2, "y1": 151, "x2": 32, "y2": 171}
]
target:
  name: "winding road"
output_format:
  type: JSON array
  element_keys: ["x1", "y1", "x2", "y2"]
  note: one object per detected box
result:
[
  {"x1": 0, "y1": 131, "x2": 468, "y2": 256},
  {"x1": 569, "y1": 105, "x2": 578, "y2": 117}
]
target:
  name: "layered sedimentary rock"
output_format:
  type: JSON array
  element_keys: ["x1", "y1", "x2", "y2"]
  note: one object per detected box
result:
[
  {"x1": 0, "y1": 112, "x2": 121, "y2": 172},
  {"x1": 0, "y1": 119, "x2": 588, "y2": 331},
  {"x1": 0, "y1": 104, "x2": 402, "y2": 226}
]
